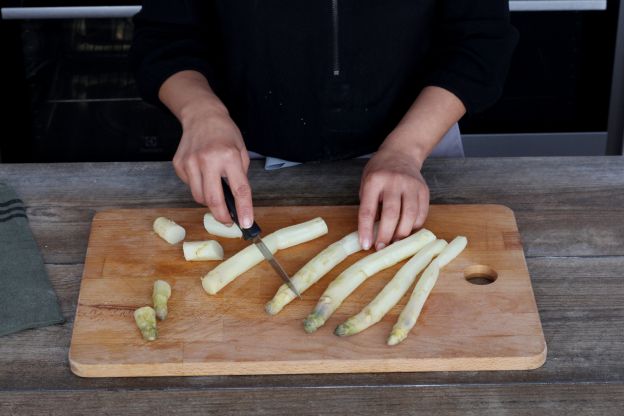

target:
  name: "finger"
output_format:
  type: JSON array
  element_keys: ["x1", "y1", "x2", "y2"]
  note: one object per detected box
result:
[
  {"x1": 185, "y1": 161, "x2": 204, "y2": 205},
  {"x1": 240, "y1": 150, "x2": 250, "y2": 173},
  {"x1": 358, "y1": 177, "x2": 382, "y2": 250},
  {"x1": 202, "y1": 169, "x2": 232, "y2": 225},
  {"x1": 375, "y1": 191, "x2": 401, "y2": 250},
  {"x1": 414, "y1": 185, "x2": 430, "y2": 228},
  {"x1": 394, "y1": 191, "x2": 419, "y2": 240},
  {"x1": 225, "y1": 164, "x2": 254, "y2": 229},
  {"x1": 174, "y1": 160, "x2": 189, "y2": 184}
]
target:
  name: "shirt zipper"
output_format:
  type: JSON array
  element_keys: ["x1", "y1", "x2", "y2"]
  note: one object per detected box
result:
[{"x1": 331, "y1": 0, "x2": 340, "y2": 76}]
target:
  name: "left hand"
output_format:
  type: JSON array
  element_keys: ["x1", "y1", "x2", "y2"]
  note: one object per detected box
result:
[{"x1": 358, "y1": 143, "x2": 429, "y2": 251}]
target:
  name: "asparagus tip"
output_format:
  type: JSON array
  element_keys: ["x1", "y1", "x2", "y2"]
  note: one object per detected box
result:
[
  {"x1": 303, "y1": 314, "x2": 324, "y2": 333},
  {"x1": 264, "y1": 301, "x2": 278, "y2": 316},
  {"x1": 334, "y1": 323, "x2": 350, "y2": 337},
  {"x1": 387, "y1": 329, "x2": 407, "y2": 346}
]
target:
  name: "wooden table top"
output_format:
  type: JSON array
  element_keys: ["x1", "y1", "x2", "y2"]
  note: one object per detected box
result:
[{"x1": 1, "y1": 157, "x2": 622, "y2": 415}]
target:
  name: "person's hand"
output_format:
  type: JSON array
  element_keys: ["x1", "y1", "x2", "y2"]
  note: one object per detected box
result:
[
  {"x1": 172, "y1": 109, "x2": 254, "y2": 228},
  {"x1": 358, "y1": 143, "x2": 429, "y2": 251}
]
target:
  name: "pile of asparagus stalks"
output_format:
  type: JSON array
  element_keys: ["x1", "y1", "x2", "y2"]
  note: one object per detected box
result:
[
  {"x1": 266, "y1": 226, "x2": 466, "y2": 346},
  {"x1": 188, "y1": 215, "x2": 467, "y2": 346}
]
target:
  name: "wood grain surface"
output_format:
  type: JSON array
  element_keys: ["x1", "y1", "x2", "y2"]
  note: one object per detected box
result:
[
  {"x1": 69, "y1": 205, "x2": 545, "y2": 377},
  {"x1": 1, "y1": 157, "x2": 622, "y2": 415}
]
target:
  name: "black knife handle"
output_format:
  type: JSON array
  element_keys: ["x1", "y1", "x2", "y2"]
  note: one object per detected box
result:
[{"x1": 220, "y1": 178, "x2": 261, "y2": 240}]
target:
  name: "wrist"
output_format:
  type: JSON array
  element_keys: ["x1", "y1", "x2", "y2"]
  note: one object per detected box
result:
[
  {"x1": 379, "y1": 131, "x2": 428, "y2": 169},
  {"x1": 179, "y1": 96, "x2": 230, "y2": 129}
]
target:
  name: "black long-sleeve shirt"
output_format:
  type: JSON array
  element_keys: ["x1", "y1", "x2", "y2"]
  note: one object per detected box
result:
[{"x1": 130, "y1": 0, "x2": 518, "y2": 162}]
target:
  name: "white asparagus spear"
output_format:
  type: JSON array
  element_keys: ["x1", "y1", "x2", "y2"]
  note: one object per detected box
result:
[
  {"x1": 303, "y1": 229, "x2": 436, "y2": 333},
  {"x1": 152, "y1": 280, "x2": 172, "y2": 321},
  {"x1": 153, "y1": 217, "x2": 186, "y2": 244},
  {"x1": 335, "y1": 239, "x2": 448, "y2": 336},
  {"x1": 203, "y1": 213, "x2": 242, "y2": 238},
  {"x1": 387, "y1": 236, "x2": 468, "y2": 346},
  {"x1": 202, "y1": 217, "x2": 328, "y2": 295},
  {"x1": 183, "y1": 240, "x2": 224, "y2": 261},
  {"x1": 134, "y1": 306, "x2": 157, "y2": 341},
  {"x1": 265, "y1": 229, "x2": 364, "y2": 315}
]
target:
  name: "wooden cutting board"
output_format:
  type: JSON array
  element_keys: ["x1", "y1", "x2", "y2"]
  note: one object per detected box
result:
[{"x1": 69, "y1": 205, "x2": 546, "y2": 377}]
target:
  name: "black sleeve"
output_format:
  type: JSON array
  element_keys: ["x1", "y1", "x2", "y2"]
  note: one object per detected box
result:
[
  {"x1": 129, "y1": 0, "x2": 215, "y2": 107},
  {"x1": 423, "y1": 0, "x2": 519, "y2": 113}
]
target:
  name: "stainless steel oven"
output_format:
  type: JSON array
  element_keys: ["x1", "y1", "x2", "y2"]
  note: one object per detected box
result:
[{"x1": 1, "y1": 0, "x2": 622, "y2": 162}]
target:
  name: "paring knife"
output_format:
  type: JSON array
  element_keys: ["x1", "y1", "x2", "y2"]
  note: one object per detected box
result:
[{"x1": 220, "y1": 178, "x2": 301, "y2": 298}]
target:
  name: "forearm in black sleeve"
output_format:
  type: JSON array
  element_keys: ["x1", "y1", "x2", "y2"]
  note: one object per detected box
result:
[
  {"x1": 424, "y1": 0, "x2": 519, "y2": 114},
  {"x1": 129, "y1": 0, "x2": 216, "y2": 107}
]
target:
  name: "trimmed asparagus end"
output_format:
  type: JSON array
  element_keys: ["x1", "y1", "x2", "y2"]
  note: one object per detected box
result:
[
  {"x1": 303, "y1": 313, "x2": 325, "y2": 333},
  {"x1": 154, "y1": 305, "x2": 167, "y2": 321},
  {"x1": 153, "y1": 217, "x2": 186, "y2": 244},
  {"x1": 203, "y1": 213, "x2": 242, "y2": 238},
  {"x1": 134, "y1": 306, "x2": 157, "y2": 341},
  {"x1": 183, "y1": 240, "x2": 224, "y2": 261},
  {"x1": 152, "y1": 280, "x2": 171, "y2": 321},
  {"x1": 201, "y1": 276, "x2": 218, "y2": 295}
]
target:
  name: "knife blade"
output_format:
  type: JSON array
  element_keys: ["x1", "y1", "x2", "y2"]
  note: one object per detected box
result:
[
  {"x1": 220, "y1": 178, "x2": 301, "y2": 298},
  {"x1": 250, "y1": 235, "x2": 300, "y2": 298}
]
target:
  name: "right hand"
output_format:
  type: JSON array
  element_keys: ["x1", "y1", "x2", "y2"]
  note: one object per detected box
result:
[{"x1": 172, "y1": 109, "x2": 254, "y2": 228}]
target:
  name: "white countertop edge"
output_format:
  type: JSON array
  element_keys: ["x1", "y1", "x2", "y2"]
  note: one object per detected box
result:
[{"x1": 510, "y1": 1, "x2": 607, "y2": 11}]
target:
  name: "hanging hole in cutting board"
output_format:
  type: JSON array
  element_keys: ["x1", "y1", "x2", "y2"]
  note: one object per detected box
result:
[{"x1": 464, "y1": 265, "x2": 498, "y2": 285}]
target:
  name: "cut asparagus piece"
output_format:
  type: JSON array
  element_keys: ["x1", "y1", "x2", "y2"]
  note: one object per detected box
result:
[
  {"x1": 134, "y1": 306, "x2": 157, "y2": 341},
  {"x1": 265, "y1": 228, "x2": 366, "y2": 315},
  {"x1": 152, "y1": 280, "x2": 172, "y2": 321},
  {"x1": 153, "y1": 217, "x2": 186, "y2": 244},
  {"x1": 303, "y1": 229, "x2": 436, "y2": 333},
  {"x1": 203, "y1": 213, "x2": 242, "y2": 238},
  {"x1": 202, "y1": 217, "x2": 328, "y2": 295},
  {"x1": 387, "y1": 236, "x2": 468, "y2": 346},
  {"x1": 335, "y1": 239, "x2": 448, "y2": 337},
  {"x1": 183, "y1": 240, "x2": 224, "y2": 261}
]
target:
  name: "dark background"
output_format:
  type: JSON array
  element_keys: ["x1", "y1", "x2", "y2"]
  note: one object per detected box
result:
[{"x1": 0, "y1": 3, "x2": 621, "y2": 162}]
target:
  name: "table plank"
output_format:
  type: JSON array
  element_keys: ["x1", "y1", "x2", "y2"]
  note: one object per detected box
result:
[
  {"x1": 1, "y1": 157, "x2": 623, "y2": 414},
  {"x1": 2, "y1": 157, "x2": 622, "y2": 264},
  {"x1": 4, "y1": 158, "x2": 623, "y2": 210},
  {"x1": 2, "y1": 384, "x2": 623, "y2": 416},
  {"x1": 1, "y1": 257, "x2": 621, "y2": 390}
]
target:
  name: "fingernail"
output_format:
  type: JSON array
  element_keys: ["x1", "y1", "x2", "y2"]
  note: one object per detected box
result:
[
  {"x1": 376, "y1": 242, "x2": 386, "y2": 251},
  {"x1": 242, "y1": 217, "x2": 253, "y2": 229},
  {"x1": 361, "y1": 238, "x2": 371, "y2": 250}
]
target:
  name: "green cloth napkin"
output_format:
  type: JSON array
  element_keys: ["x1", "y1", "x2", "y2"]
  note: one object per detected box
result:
[{"x1": 0, "y1": 183, "x2": 63, "y2": 337}]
